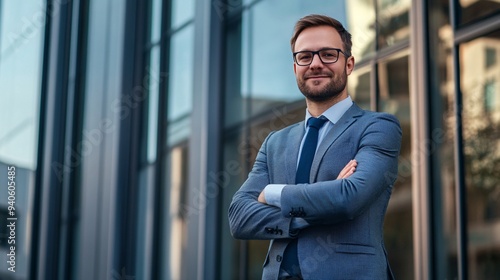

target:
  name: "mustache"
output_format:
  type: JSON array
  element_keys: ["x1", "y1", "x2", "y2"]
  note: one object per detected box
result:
[{"x1": 303, "y1": 72, "x2": 333, "y2": 79}]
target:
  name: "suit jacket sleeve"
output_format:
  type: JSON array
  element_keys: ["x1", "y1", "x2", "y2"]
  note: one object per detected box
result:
[
  {"x1": 228, "y1": 131, "x2": 296, "y2": 240},
  {"x1": 280, "y1": 113, "x2": 402, "y2": 225}
]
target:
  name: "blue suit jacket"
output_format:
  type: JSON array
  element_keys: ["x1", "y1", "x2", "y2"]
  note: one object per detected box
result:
[{"x1": 228, "y1": 103, "x2": 402, "y2": 280}]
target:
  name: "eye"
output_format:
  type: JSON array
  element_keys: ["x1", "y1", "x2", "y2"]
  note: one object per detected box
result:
[
  {"x1": 321, "y1": 50, "x2": 338, "y2": 59},
  {"x1": 296, "y1": 52, "x2": 312, "y2": 61}
]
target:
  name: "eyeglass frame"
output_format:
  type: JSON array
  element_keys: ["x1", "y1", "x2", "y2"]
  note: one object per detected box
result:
[{"x1": 292, "y1": 48, "x2": 349, "y2": 66}]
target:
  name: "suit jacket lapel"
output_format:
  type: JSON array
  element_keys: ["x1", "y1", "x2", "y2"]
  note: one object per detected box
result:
[
  {"x1": 285, "y1": 122, "x2": 305, "y2": 184},
  {"x1": 310, "y1": 104, "x2": 364, "y2": 182}
]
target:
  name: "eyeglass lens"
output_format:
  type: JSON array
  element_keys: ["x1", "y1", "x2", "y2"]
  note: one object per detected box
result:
[{"x1": 295, "y1": 49, "x2": 340, "y2": 65}]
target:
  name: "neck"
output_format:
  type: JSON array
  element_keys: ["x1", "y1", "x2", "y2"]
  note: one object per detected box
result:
[{"x1": 306, "y1": 92, "x2": 348, "y2": 117}]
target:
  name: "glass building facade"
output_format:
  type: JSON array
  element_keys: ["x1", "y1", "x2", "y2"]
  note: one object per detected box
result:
[{"x1": 0, "y1": 0, "x2": 499, "y2": 279}]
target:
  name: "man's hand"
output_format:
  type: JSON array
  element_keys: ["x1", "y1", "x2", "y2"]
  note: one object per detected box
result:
[
  {"x1": 258, "y1": 190, "x2": 267, "y2": 204},
  {"x1": 337, "y1": 159, "x2": 357, "y2": 179}
]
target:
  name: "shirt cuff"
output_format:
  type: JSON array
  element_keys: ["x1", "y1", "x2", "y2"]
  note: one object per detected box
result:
[{"x1": 264, "y1": 184, "x2": 286, "y2": 207}]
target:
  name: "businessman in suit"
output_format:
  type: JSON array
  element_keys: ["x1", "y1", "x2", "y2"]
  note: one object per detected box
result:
[{"x1": 228, "y1": 14, "x2": 402, "y2": 280}]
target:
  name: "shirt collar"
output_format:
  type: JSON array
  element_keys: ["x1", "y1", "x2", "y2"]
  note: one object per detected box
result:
[{"x1": 304, "y1": 95, "x2": 353, "y2": 127}]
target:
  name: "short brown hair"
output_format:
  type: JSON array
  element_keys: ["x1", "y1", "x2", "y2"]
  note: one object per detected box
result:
[{"x1": 290, "y1": 14, "x2": 352, "y2": 57}]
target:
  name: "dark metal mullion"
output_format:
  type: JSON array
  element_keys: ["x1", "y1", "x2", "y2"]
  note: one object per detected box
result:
[
  {"x1": 371, "y1": 60, "x2": 378, "y2": 112},
  {"x1": 452, "y1": 44, "x2": 468, "y2": 280},
  {"x1": 454, "y1": 13, "x2": 500, "y2": 44},
  {"x1": 30, "y1": 0, "x2": 53, "y2": 277},
  {"x1": 372, "y1": 0, "x2": 380, "y2": 112},
  {"x1": 450, "y1": 0, "x2": 468, "y2": 279},
  {"x1": 33, "y1": 0, "x2": 74, "y2": 279},
  {"x1": 115, "y1": 0, "x2": 148, "y2": 276},
  {"x1": 240, "y1": 7, "x2": 254, "y2": 280},
  {"x1": 151, "y1": 0, "x2": 172, "y2": 278},
  {"x1": 203, "y1": 3, "x2": 225, "y2": 279},
  {"x1": 59, "y1": 0, "x2": 90, "y2": 279}
]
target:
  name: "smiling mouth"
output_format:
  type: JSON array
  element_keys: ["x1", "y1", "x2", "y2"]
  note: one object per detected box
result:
[
  {"x1": 305, "y1": 72, "x2": 331, "y2": 79},
  {"x1": 306, "y1": 75, "x2": 330, "y2": 80}
]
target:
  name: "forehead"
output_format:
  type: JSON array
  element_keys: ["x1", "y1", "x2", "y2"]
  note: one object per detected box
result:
[{"x1": 294, "y1": 25, "x2": 343, "y2": 52}]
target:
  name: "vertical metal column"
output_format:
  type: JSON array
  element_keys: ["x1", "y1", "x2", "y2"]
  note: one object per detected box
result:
[
  {"x1": 409, "y1": 1, "x2": 433, "y2": 279},
  {"x1": 189, "y1": 0, "x2": 224, "y2": 279}
]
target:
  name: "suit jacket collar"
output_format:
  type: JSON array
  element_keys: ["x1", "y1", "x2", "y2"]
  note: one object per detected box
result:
[
  {"x1": 285, "y1": 123, "x2": 304, "y2": 184},
  {"x1": 285, "y1": 103, "x2": 364, "y2": 184}
]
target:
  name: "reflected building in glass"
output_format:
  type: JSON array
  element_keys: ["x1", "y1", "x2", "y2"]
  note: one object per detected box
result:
[{"x1": 0, "y1": 0, "x2": 499, "y2": 279}]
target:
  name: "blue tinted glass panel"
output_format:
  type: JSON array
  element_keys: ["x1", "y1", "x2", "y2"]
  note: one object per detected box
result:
[
  {"x1": 167, "y1": 25, "x2": 194, "y2": 147},
  {"x1": 0, "y1": 1, "x2": 45, "y2": 278},
  {"x1": 171, "y1": 0, "x2": 195, "y2": 29}
]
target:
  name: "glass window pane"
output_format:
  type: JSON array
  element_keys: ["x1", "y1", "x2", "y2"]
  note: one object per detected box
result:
[
  {"x1": 0, "y1": 0, "x2": 44, "y2": 169},
  {"x1": 150, "y1": 0, "x2": 162, "y2": 43},
  {"x1": 167, "y1": 25, "x2": 194, "y2": 147},
  {"x1": 171, "y1": 0, "x2": 195, "y2": 29},
  {"x1": 348, "y1": 67, "x2": 372, "y2": 110},
  {"x1": 459, "y1": 0, "x2": 500, "y2": 26},
  {"x1": 377, "y1": 0, "x2": 410, "y2": 48},
  {"x1": 0, "y1": 1, "x2": 45, "y2": 278},
  {"x1": 378, "y1": 53, "x2": 414, "y2": 279},
  {"x1": 347, "y1": 0, "x2": 376, "y2": 60},
  {"x1": 460, "y1": 30, "x2": 500, "y2": 279},
  {"x1": 159, "y1": 145, "x2": 189, "y2": 280}
]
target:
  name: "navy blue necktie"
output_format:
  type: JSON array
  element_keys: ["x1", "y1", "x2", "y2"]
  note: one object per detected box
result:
[
  {"x1": 295, "y1": 117, "x2": 328, "y2": 184},
  {"x1": 282, "y1": 117, "x2": 328, "y2": 277}
]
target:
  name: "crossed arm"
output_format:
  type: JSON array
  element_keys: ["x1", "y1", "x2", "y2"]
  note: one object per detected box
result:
[
  {"x1": 257, "y1": 159, "x2": 358, "y2": 204},
  {"x1": 228, "y1": 113, "x2": 401, "y2": 240}
]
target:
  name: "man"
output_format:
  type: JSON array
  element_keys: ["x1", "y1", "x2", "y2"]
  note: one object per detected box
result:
[{"x1": 228, "y1": 14, "x2": 401, "y2": 280}]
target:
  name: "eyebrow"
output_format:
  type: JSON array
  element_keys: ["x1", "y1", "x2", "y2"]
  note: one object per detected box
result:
[{"x1": 294, "y1": 47, "x2": 342, "y2": 52}]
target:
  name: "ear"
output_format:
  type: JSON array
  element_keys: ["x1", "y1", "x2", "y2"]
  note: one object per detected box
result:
[
  {"x1": 345, "y1": 56, "x2": 355, "y2": 75},
  {"x1": 293, "y1": 62, "x2": 297, "y2": 75}
]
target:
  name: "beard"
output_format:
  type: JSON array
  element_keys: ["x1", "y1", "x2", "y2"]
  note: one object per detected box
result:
[{"x1": 297, "y1": 67, "x2": 347, "y2": 102}]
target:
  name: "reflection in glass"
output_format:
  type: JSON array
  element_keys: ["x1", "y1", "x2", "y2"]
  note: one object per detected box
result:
[
  {"x1": 377, "y1": 0, "x2": 410, "y2": 48},
  {"x1": 348, "y1": 67, "x2": 371, "y2": 110},
  {"x1": 167, "y1": 25, "x2": 194, "y2": 147},
  {"x1": 346, "y1": 0, "x2": 376, "y2": 59},
  {"x1": 460, "y1": 31, "x2": 500, "y2": 279},
  {"x1": 171, "y1": 0, "x2": 195, "y2": 29},
  {"x1": 160, "y1": 146, "x2": 189, "y2": 280},
  {"x1": 378, "y1": 53, "x2": 414, "y2": 279},
  {"x1": 459, "y1": 0, "x2": 500, "y2": 26},
  {"x1": 220, "y1": 129, "x2": 244, "y2": 280}
]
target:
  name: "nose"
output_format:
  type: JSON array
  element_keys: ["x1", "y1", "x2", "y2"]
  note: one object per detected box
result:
[{"x1": 309, "y1": 53, "x2": 323, "y2": 68}]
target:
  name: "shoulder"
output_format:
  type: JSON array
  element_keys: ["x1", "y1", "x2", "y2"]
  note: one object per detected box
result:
[
  {"x1": 262, "y1": 121, "x2": 303, "y2": 146},
  {"x1": 356, "y1": 110, "x2": 402, "y2": 147},
  {"x1": 268, "y1": 121, "x2": 303, "y2": 137},
  {"x1": 359, "y1": 110, "x2": 401, "y2": 127}
]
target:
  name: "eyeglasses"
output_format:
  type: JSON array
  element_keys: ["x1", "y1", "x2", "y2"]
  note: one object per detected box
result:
[{"x1": 293, "y1": 48, "x2": 347, "y2": 66}]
